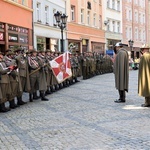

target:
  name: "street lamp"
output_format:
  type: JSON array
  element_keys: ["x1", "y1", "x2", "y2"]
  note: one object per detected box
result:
[
  {"x1": 54, "y1": 11, "x2": 68, "y2": 53},
  {"x1": 128, "y1": 39, "x2": 134, "y2": 58}
]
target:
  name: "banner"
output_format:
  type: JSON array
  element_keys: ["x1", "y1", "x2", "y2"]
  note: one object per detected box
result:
[{"x1": 50, "y1": 52, "x2": 72, "y2": 83}]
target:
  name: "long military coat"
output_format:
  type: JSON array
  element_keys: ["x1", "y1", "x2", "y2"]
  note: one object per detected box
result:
[
  {"x1": 138, "y1": 52, "x2": 150, "y2": 97},
  {"x1": 113, "y1": 48, "x2": 129, "y2": 92}
]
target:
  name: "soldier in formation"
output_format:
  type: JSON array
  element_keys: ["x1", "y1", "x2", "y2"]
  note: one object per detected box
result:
[{"x1": 0, "y1": 48, "x2": 113, "y2": 113}]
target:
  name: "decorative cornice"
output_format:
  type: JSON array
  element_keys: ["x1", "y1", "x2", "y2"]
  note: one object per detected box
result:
[{"x1": 3, "y1": 0, "x2": 33, "y2": 12}]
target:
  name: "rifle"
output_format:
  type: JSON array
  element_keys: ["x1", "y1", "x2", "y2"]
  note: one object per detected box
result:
[
  {"x1": 29, "y1": 64, "x2": 47, "y2": 76},
  {"x1": 29, "y1": 67, "x2": 40, "y2": 76}
]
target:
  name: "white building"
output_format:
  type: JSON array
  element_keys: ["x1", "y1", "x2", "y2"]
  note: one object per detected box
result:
[
  {"x1": 102, "y1": 0, "x2": 122, "y2": 53},
  {"x1": 33, "y1": 0, "x2": 67, "y2": 52}
]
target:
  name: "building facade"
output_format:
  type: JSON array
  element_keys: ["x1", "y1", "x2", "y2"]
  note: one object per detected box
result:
[
  {"x1": 122, "y1": 0, "x2": 148, "y2": 59},
  {"x1": 66, "y1": 0, "x2": 105, "y2": 54},
  {"x1": 102, "y1": 0, "x2": 122, "y2": 56},
  {"x1": 0, "y1": 0, "x2": 33, "y2": 53},
  {"x1": 33, "y1": 0, "x2": 67, "y2": 52}
]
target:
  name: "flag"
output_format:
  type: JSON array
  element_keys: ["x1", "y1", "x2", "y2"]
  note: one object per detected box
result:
[{"x1": 50, "y1": 52, "x2": 72, "y2": 83}]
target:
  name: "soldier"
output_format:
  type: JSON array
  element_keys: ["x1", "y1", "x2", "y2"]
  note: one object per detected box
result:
[
  {"x1": 138, "y1": 44, "x2": 150, "y2": 107},
  {"x1": 4, "y1": 51, "x2": 22, "y2": 109},
  {"x1": 37, "y1": 50, "x2": 49, "y2": 101},
  {"x1": 113, "y1": 42, "x2": 129, "y2": 103},
  {"x1": 0, "y1": 52, "x2": 12, "y2": 112},
  {"x1": 45, "y1": 50, "x2": 53, "y2": 94},
  {"x1": 82, "y1": 52, "x2": 87, "y2": 80},
  {"x1": 28, "y1": 49, "x2": 40, "y2": 102},
  {"x1": 15, "y1": 48, "x2": 30, "y2": 105}
]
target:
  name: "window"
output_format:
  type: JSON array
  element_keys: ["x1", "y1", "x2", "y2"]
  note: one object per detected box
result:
[
  {"x1": 37, "y1": 3, "x2": 41, "y2": 21},
  {"x1": 107, "y1": 0, "x2": 110, "y2": 8},
  {"x1": 143, "y1": 30, "x2": 145, "y2": 42},
  {"x1": 112, "y1": 21, "x2": 115, "y2": 32},
  {"x1": 81, "y1": 9, "x2": 84, "y2": 23},
  {"x1": 22, "y1": 0, "x2": 27, "y2": 5},
  {"x1": 129, "y1": 10, "x2": 132, "y2": 21},
  {"x1": 53, "y1": 9, "x2": 56, "y2": 26},
  {"x1": 143, "y1": 14, "x2": 145, "y2": 24},
  {"x1": 117, "y1": 1, "x2": 120, "y2": 11},
  {"x1": 93, "y1": 13, "x2": 96, "y2": 26},
  {"x1": 134, "y1": 11, "x2": 138, "y2": 23},
  {"x1": 107, "y1": 20, "x2": 110, "y2": 31},
  {"x1": 135, "y1": 28, "x2": 138, "y2": 40},
  {"x1": 117, "y1": 22, "x2": 120, "y2": 33},
  {"x1": 139, "y1": 30, "x2": 141, "y2": 41},
  {"x1": 99, "y1": 15, "x2": 102, "y2": 29},
  {"x1": 129, "y1": 27, "x2": 132, "y2": 38},
  {"x1": 125, "y1": 27, "x2": 128, "y2": 39},
  {"x1": 45, "y1": 6, "x2": 49, "y2": 24},
  {"x1": 71, "y1": 6, "x2": 75, "y2": 21},
  {"x1": 112, "y1": 0, "x2": 115, "y2": 9},
  {"x1": 87, "y1": 11, "x2": 90, "y2": 25}
]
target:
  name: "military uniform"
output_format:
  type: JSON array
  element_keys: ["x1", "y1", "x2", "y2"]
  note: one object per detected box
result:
[
  {"x1": 37, "y1": 50, "x2": 49, "y2": 101},
  {"x1": 0, "y1": 52, "x2": 11, "y2": 112},
  {"x1": 15, "y1": 49, "x2": 30, "y2": 105},
  {"x1": 28, "y1": 50, "x2": 40, "y2": 102},
  {"x1": 4, "y1": 52, "x2": 22, "y2": 108}
]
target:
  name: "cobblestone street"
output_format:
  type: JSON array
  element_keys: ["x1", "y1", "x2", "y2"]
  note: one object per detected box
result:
[{"x1": 0, "y1": 70, "x2": 150, "y2": 150}]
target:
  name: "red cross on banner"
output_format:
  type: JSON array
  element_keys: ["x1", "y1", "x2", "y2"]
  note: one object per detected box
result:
[{"x1": 50, "y1": 52, "x2": 72, "y2": 83}]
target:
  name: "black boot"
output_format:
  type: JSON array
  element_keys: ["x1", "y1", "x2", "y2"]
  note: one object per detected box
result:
[
  {"x1": 45, "y1": 88, "x2": 52, "y2": 95},
  {"x1": 9, "y1": 99, "x2": 19, "y2": 109},
  {"x1": 50, "y1": 86, "x2": 56, "y2": 92},
  {"x1": 40, "y1": 92, "x2": 49, "y2": 101},
  {"x1": 0, "y1": 103, "x2": 10, "y2": 113},
  {"x1": 17, "y1": 96, "x2": 27, "y2": 105},
  {"x1": 29, "y1": 93, "x2": 33, "y2": 102},
  {"x1": 55, "y1": 84, "x2": 59, "y2": 90},
  {"x1": 33, "y1": 92, "x2": 40, "y2": 100}
]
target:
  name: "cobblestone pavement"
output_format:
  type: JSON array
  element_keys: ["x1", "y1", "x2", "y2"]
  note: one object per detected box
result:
[{"x1": 0, "y1": 70, "x2": 150, "y2": 150}]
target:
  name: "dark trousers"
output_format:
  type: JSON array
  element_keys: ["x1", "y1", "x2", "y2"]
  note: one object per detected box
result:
[{"x1": 118, "y1": 90, "x2": 126, "y2": 101}]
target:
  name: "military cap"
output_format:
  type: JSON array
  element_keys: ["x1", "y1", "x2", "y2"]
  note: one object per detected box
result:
[
  {"x1": 45, "y1": 49, "x2": 52, "y2": 53},
  {"x1": 6, "y1": 51, "x2": 15, "y2": 56},
  {"x1": 140, "y1": 44, "x2": 150, "y2": 50},
  {"x1": 14, "y1": 48, "x2": 22, "y2": 53},
  {"x1": 29, "y1": 49, "x2": 38, "y2": 54}
]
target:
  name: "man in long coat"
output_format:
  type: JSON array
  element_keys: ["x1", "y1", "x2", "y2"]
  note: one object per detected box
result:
[
  {"x1": 113, "y1": 42, "x2": 129, "y2": 103},
  {"x1": 138, "y1": 44, "x2": 150, "y2": 107},
  {"x1": 0, "y1": 52, "x2": 12, "y2": 112},
  {"x1": 15, "y1": 48, "x2": 30, "y2": 105}
]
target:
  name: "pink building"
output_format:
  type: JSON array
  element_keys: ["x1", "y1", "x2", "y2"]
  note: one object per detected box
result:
[{"x1": 122, "y1": 0, "x2": 148, "y2": 59}]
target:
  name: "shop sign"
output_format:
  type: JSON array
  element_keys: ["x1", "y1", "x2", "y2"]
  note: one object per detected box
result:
[
  {"x1": 8, "y1": 33, "x2": 18, "y2": 42},
  {"x1": 0, "y1": 32, "x2": 4, "y2": 41},
  {"x1": 19, "y1": 35, "x2": 28, "y2": 44}
]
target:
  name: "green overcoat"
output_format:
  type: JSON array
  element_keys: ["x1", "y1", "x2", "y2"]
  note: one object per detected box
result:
[
  {"x1": 138, "y1": 52, "x2": 150, "y2": 97},
  {"x1": 113, "y1": 48, "x2": 129, "y2": 91}
]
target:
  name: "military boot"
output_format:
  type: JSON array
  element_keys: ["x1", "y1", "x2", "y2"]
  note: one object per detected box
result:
[
  {"x1": 9, "y1": 99, "x2": 19, "y2": 109},
  {"x1": 33, "y1": 92, "x2": 40, "y2": 100},
  {"x1": 29, "y1": 93, "x2": 33, "y2": 102},
  {"x1": 17, "y1": 96, "x2": 27, "y2": 105},
  {"x1": 40, "y1": 91, "x2": 49, "y2": 101},
  {"x1": 0, "y1": 103, "x2": 10, "y2": 113}
]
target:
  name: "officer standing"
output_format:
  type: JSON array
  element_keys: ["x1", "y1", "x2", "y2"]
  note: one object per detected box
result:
[
  {"x1": 113, "y1": 42, "x2": 129, "y2": 103},
  {"x1": 138, "y1": 44, "x2": 150, "y2": 107},
  {"x1": 15, "y1": 48, "x2": 30, "y2": 105}
]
